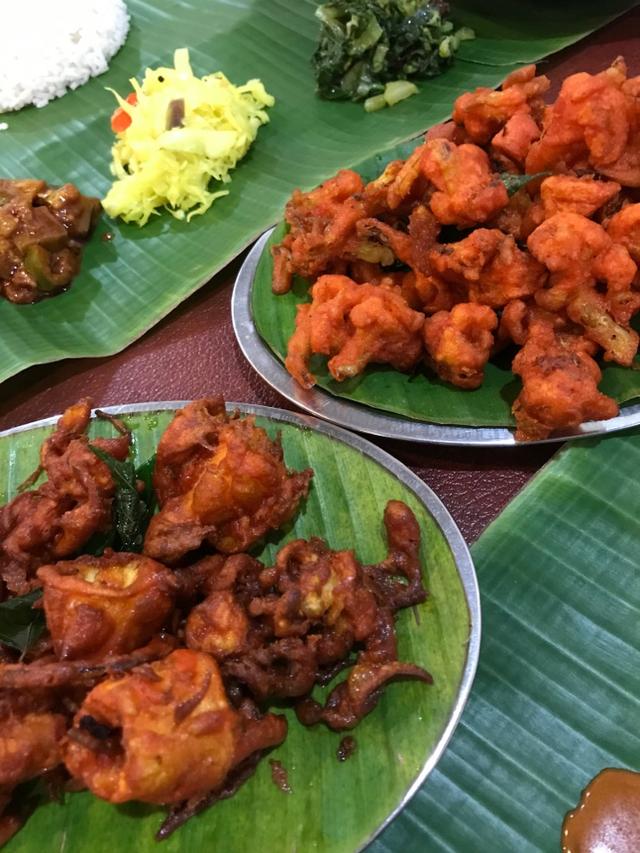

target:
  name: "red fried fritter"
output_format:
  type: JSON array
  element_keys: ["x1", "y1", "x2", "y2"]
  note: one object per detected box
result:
[
  {"x1": 429, "y1": 228, "x2": 547, "y2": 308},
  {"x1": 421, "y1": 139, "x2": 509, "y2": 227},
  {"x1": 607, "y1": 203, "x2": 640, "y2": 262},
  {"x1": 38, "y1": 553, "x2": 178, "y2": 661},
  {"x1": 0, "y1": 400, "x2": 130, "y2": 595},
  {"x1": 423, "y1": 303, "x2": 498, "y2": 389},
  {"x1": 540, "y1": 175, "x2": 621, "y2": 219},
  {"x1": 143, "y1": 399, "x2": 312, "y2": 563},
  {"x1": 284, "y1": 275, "x2": 424, "y2": 388},
  {"x1": 64, "y1": 649, "x2": 286, "y2": 805},
  {"x1": 453, "y1": 64, "x2": 550, "y2": 145}
]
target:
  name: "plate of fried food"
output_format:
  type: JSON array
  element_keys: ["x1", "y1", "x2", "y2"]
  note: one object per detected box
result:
[
  {"x1": 0, "y1": 397, "x2": 478, "y2": 852},
  {"x1": 235, "y1": 57, "x2": 640, "y2": 446}
]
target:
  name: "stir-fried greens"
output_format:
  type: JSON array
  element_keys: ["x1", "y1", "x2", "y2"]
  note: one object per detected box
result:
[{"x1": 312, "y1": 0, "x2": 474, "y2": 106}]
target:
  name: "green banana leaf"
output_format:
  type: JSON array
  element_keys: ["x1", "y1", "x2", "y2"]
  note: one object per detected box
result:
[
  {"x1": 0, "y1": 405, "x2": 472, "y2": 853},
  {"x1": 372, "y1": 428, "x2": 640, "y2": 851},
  {"x1": 1, "y1": 0, "x2": 636, "y2": 384},
  {"x1": 251, "y1": 220, "x2": 640, "y2": 428}
]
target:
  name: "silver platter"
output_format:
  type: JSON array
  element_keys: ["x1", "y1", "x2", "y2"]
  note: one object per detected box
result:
[
  {"x1": 0, "y1": 400, "x2": 480, "y2": 851},
  {"x1": 232, "y1": 229, "x2": 640, "y2": 447}
]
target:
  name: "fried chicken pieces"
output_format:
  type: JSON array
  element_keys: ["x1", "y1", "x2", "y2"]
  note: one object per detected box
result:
[
  {"x1": 271, "y1": 58, "x2": 640, "y2": 440},
  {"x1": 0, "y1": 399, "x2": 432, "y2": 843}
]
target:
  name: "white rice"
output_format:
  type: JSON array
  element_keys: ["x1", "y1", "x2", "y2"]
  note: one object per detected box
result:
[{"x1": 0, "y1": 0, "x2": 130, "y2": 113}]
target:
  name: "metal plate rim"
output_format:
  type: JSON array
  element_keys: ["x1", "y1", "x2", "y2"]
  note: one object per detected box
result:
[
  {"x1": 0, "y1": 399, "x2": 480, "y2": 852},
  {"x1": 232, "y1": 229, "x2": 640, "y2": 447}
]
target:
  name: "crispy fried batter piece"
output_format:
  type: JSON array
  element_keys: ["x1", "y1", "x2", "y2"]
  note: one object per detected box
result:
[
  {"x1": 271, "y1": 170, "x2": 366, "y2": 294},
  {"x1": 429, "y1": 229, "x2": 547, "y2": 308},
  {"x1": 511, "y1": 312, "x2": 618, "y2": 441},
  {"x1": 63, "y1": 649, "x2": 286, "y2": 805},
  {"x1": 491, "y1": 110, "x2": 541, "y2": 165},
  {"x1": 527, "y1": 212, "x2": 638, "y2": 317},
  {"x1": 525, "y1": 58, "x2": 632, "y2": 176},
  {"x1": 421, "y1": 139, "x2": 509, "y2": 227},
  {"x1": 143, "y1": 399, "x2": 312, "y2": 564},
  {"x1": 285, "y1": 274, "x2": 424, "y2": 388},
  {"x1": 423, "y1": 304, "x2": 498, "y2": 389},
  {"x1": 540, "y1": 175, "x2": 621, "y2": 219},
  {"x1": 0, "y1": 400, "x2": 130, "y2": 595},
  {"x1": 607, "y1": 203, "x2": 640, "y2": 262},
  {"x1": 187, "y1": 501, "x2": 431, "y2": 729},
  {"x1": 38, "y1": 553, "x2": 178, "y2": 661},
  {"x1": 453, "y1": 64, "x2": 550, "y2": 145}
]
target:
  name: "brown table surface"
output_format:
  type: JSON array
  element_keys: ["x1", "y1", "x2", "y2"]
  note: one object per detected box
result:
[{"x1": 1, "y1": 9, "x2": 639, "y2": 544}]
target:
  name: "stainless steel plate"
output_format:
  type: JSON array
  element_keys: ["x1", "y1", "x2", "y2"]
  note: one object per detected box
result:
[
  {"x1": 0, "y1": 400, "x2": 480, "y2": 851},
  {"x1": 232, "y1": 229, "x2": 640, "y2": 447}
]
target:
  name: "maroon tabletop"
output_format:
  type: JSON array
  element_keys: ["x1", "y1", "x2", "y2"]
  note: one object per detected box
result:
[{"x1": 2, "y1": 9, "x2": 639, "y2": 543}]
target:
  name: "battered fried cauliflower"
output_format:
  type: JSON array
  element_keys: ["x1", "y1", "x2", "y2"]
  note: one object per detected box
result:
[
  {"x1": 421, "y1": 139, "x2": 509, "y2": 227},
  {"x1": 285, "y1": 275, "x2": 424, "y2": 388},
  {"x1": 607, "y1": 203, "x2": 640, "y2": 262},
  {"x1": 64, "y1": 649, "x2": 287, "y2": 805},
  {"x1": 423, "y1": 304, "x2": 498, "y2": 389},
  {"x1": 143, "y1": 399, "x2": 312, "y2": 563},
  {"x1": 429, "y1": 229, "x2": 547, "y2": 308}
]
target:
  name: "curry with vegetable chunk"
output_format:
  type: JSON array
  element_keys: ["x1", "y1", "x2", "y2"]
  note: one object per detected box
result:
[{"x1": 0, "y1": 179, "x2": 100, "y2": 304}]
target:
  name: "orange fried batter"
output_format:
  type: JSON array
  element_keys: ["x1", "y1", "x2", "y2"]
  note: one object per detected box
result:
[
  {"x1": 423, "y1": 304, "x2": 498, "y2": 389},
  {"x1": 540, "y1": 175, "x2": 621, "y2": 219},
  {"x1": 284, "y1": 275, "x2": 424, "y2": 388},
  {"x1": 38, "y1": 553, "x2": 178, "y2": 661},
  {"x1": 453, "y1": 64, "x2": 549, "y2": 144},
  {"x1": 607, "y1": 203, "x2": 640, "y2": 262},
  {"x1": 429, "y1": 229, "x2": 546, "y2": 307},
  {"x1": 0, "y1": 400, "x2": 130, "y2": 595},
  {"x1": 64, "y1": 649, "x2": 286, "y2": 805},
  {"x1": 143, "y1": 399, "x2": 312, "y2": 563},
  {"x1": 421, "y1": 139, "x2": 509, "y2": 227},
  {"x1": 511, "y1": 316, "x2": 618, "y2": 441},
  {"x1": 525, "y1": 59, "x2": 631, "y2": 175},
  {"x1": 0, "y1": 711, "x2": 66, "y2": 792},
  {"x1": 491, "y1": 110, "x2": 541, "y2": 165},
  {"x1": 527, "y1": 212, "x2": 638, "y2": 315},
  {"x1": 271, "y1": 170, "x2": 366, "y2": 294}
]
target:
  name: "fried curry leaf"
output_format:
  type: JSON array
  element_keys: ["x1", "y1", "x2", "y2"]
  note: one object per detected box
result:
[
  {"x1": 90, "y1": 448, "x2": 156, "y2": 553},
  {"x1": 500, "y1": 171, "x2": 551, "y2": 196},
  {"x1": 0, "y1": 590, "x2": 46, "y2": 653},
  {"x1": 312, "y1": 0, "x2": 474, "y2": 101}
]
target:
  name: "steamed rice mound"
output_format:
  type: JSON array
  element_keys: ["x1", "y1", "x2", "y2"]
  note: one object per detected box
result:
[{"x1": 0, "y1": 0, "x2": 130, "y2": 113}]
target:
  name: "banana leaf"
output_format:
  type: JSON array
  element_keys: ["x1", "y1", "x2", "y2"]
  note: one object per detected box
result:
[
  {"x1": 0, "y1": 0, "x2": 636, "y2": 384},
  {"x1": 372, "y1": 428, "x2": 640, "y2": 851},
  {"x1": 0, "y1": 405, "x2": 473, "y2": 852},
  {"x1": 251, "y1": 220, "x2": 640, "y2": 427}
]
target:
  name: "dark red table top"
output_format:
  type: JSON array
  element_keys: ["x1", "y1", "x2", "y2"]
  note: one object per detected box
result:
[{"x1": 2, "y1": 8, "x2": 638, "y2": 543}]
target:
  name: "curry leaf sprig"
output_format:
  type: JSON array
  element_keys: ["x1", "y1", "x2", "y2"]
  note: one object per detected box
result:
[
  {"x1": 90, "y1": 449, "x2": 157, "y2": 553},
  {"x1": 0, "y1": 590, "x2": 46, "y2": 654}
]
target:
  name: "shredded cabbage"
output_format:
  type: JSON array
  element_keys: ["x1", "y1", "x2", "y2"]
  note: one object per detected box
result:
[{"x1": 102, "y1": 49, "x2": 275, "y2": 226}]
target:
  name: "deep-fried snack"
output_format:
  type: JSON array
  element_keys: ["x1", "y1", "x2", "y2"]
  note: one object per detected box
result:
[
  {"x1": 423, "y1": 304, "x2": 498, "y2": 389},
  {"x1": 567, "y1": 287, "x2": 640, "y2": 366},
  {"x1": 525, "y1": 59, "x2": 631, "y2": 175},
  {"x1": 0, "y1": 399, "x2": 129, "y2": 595},
  {"x1": 491, "y1": 110, "x2": 541, "y2": 165},
  {"x1": 540, "y1": 175, "x2": 621, "y2": 219},
  {"x1": 527, "y1": 212, "x2": 637, "y2": 315},
  {"x1": 64, "y1": 649, "x2": 287, "y2": 805},
  {"x1": 429, "y1": 229, "x2": 547, "y2": 308},
  {"x1": 607, "y1": 203, "x2": 640, "y2": 262},
  {"x1": 188, "y1": 500, "x2": 431, "y2": 730},
  {"x1": 452, "y1": 64, "x2": 550, "y2": 144},
  {"x1": 38, "y1": 553, "x2": 178, "y2": 661},
  {"x1": 511, "y1": 318, "x2": 618, "y2": 441},
  {"x1": 0, "y1": 711, "x2": 66, "y2": 792},
  {"x1": 421, "y1": 139, "x2": 509, "y2": 227},
  {"x1": 284, "y1": 274, "x2": 424, "y2": 388},
  {"x1": 143, "y1": 399, "x2": 312, "y2": 563},
  {"x1": 271, "y1": 170, "x2": 366, "y2": 294}
]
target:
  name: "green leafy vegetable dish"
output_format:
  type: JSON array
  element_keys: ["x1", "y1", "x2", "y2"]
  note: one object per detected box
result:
[{"x1": 312, "y1": 0, "x2": 474, "y2": 108}]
